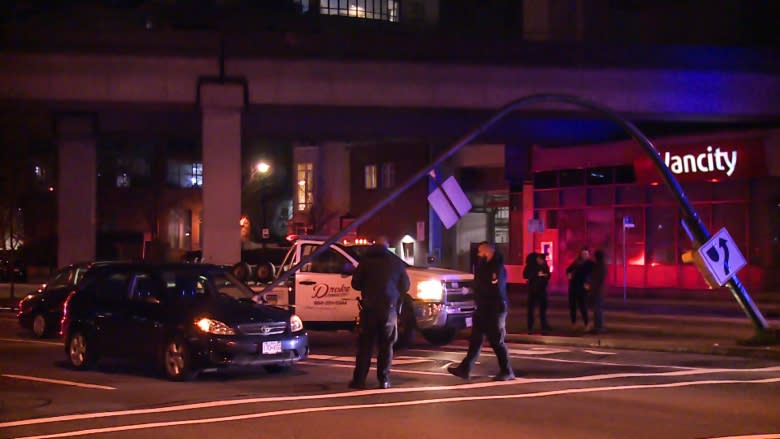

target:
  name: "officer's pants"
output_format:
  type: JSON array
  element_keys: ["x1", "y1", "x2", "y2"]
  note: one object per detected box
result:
[
  {"x1": 353, "y1": 307, "x2": 398, "y2": 384},
  {"x1": 458, "y1": 303, "x2": 512, "y2": 375}
]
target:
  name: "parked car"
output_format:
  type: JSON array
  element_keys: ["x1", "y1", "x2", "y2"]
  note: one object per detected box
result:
[
  {"x1": 17, "y1": 262, "x2": 94, "y2": 338},
  {"x1": 0, "y1": 258, "x2": 27, "y2": 283},
  {"x1": 61, "y1": 262, "x2": 309, "y2": 380}
]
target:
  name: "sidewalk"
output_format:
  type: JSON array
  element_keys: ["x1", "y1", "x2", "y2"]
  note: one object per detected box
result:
[{"x1": 503, "y1": 293, "x2": 780, "y2": 360}]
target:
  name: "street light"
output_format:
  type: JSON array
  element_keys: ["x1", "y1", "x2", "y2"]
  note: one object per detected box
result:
[{"x1": 256, "y1": 161, "x2": 271, "y2": 175}]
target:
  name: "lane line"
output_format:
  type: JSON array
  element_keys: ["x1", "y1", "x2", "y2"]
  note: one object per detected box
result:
[
  {"x1": 705, "y1": 435, "x2": 780, "y2": 439},
  {"x1": 15, "y1": 377, "x2": 780, "y2": 439},
  {"x1": 409, "y1": 347, "x2": 698, "y2": 370},
  {"x1": 582, "y1": 349, "x2": 617, "y2": 356},
  {"x1": 0, "y1": 337, "x2": 61, "y2": 347},
  {"x1": 1, "y1": 374, "x2": 115, "y2": 391},
  {"x1": 307, "y1": 354, "x2": 429, "y2": 365},
  {"x1": 3, "y1": 365, "x2": 779, "y2": 429},
  {"x1": 298, "y1": 361, "x2": 451, "y2": 377}
]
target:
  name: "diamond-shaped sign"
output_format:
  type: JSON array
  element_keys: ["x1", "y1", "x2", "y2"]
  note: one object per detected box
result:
[
  {"x1": 427, "y1": 176, "x2": 472, "y2": 229},
  {"x1": 696, "y1": 228, "x2": 747, "y2": 287}
]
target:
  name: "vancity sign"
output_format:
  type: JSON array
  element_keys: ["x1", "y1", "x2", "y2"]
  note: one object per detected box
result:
[{"x1": 634, "y1": 136, "x2": 766, "y2": 183}]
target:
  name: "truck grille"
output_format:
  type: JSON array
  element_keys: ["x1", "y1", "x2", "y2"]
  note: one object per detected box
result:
[
  {"x1": 445, "y1": 281, "x2": 474, "y2": 303},
  {"x1": 236, "y1": 322, "x2": 287, "y2": 336}
]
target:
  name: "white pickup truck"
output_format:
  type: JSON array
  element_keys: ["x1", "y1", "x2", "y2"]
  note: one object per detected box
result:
[{"x1": 258, "y1": 238, "x2": 476, "y2": 346}]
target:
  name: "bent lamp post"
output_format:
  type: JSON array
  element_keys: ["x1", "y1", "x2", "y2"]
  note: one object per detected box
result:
[{"x1": 260, "y1": 94, "x2": 769, "y2": 335}]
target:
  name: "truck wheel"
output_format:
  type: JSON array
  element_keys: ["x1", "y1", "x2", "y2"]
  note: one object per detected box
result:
[
  {"x1": 231, "y1": 262, "x2": 251, "y2": 282},
  {"x1": 421, "y1": 327, "x2": 457, "y2": 346},
  {"x1": 394, "y1": 298, "x2": 416, "y2": 349},
  {"x1": 254, "y1": 262, "x2": 275, "y2": 283}
]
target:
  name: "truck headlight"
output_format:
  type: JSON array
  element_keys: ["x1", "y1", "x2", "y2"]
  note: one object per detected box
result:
[
  {"x1": 417, "y1": 280, "x2": 444, "y2": 302},
  {"x1": 290, "y1": 314, "x2": 304, "y2": 332},
  {"x1": 195, "y1": 318, "x2": 235, "y2": 335}
]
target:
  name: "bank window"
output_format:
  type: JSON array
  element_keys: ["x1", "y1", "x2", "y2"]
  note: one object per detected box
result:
[
  {"x1": 493, "y1": 207, "x2": 509, "y2": 244},
  {"x1": 587, "y1": 167, "x2": 613, "y2": 185},
  {"x1": 116, "y1": 172, "x2": 130, "y2": 188},
  {"x1": 614, "y1": 165, "x2": 636, "y2": 184},
  {"x1": 365, "y1": 164, "x2": 378, "y2": 190},
  {"x1": 382, "y1": 163, "x2": 396, "y2": 189},
  {"x1": 534, "y1": 171, "x2": 557, "y2": 189},
  {"x1": 559, "y1": 169, "x2": 585, "y2": 187},
  {"x1": 297, "y1": 162, "x2": 314, "y2": 211},
  {"x1": 320, "y1": 0, "x2": 399, "y2": 22},
  {"x1": 646, "y1": 207, "x2": 677, "y2": 265}
]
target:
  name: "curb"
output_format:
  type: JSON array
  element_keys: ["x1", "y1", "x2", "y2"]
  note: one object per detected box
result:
[{"x1": 505, "y1": 333, "x2": 780, "y2": 360}]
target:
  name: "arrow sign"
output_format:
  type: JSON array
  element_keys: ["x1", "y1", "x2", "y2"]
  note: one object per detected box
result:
[{"x1": 697, "y1": 228, "x2": 747, "y2": 287}]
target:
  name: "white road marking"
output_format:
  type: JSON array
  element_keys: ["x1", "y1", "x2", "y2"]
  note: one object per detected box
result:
[
  {"x1": 1, "y1": 374, "x2": 115, "y2": 391},
  {"x1": 409, "y1": 347, "x2": 696, "y2": 370},
  {"x1": 15, "y1": 377, "x2": 780, "y2": 439},
  {"x1": 3, "y1": 365, "x2": 780, "y2": 430},
  {"x1": 0, "y1": 337, "x2": 61, "y2": 347},
  {"x1": 298, "y1": 361, "x2": 450, "y2": 376},
  {"x1": 307, "y1": 354, "x2": 429, "y2": 365},
  {"x1": 508, "y1": 347, "x2": 571, "y2": 356},
  {"x1": 582, "y1": 349, "x2": 617, "y2": 356}
]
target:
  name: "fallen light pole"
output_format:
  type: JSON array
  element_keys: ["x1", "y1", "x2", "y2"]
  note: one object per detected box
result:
[{"x1": 260, "y1": 93, "x2": 770, "y2": 336}]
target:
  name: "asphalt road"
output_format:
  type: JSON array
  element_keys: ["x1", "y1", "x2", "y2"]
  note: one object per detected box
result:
[{"x1": 1, "y1": 313, "x2": 779, "y2": 439}]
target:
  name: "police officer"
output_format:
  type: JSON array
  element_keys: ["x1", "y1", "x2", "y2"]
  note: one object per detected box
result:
[
  {"x1": 448, "y1": 241, "x2": 515, "y2": 381},
  {"x1": 349, "y1": 237, "x2": 410, "y2": 390}
]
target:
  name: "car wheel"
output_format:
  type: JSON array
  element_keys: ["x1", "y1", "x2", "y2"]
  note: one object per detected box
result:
[
  {"x1": 66, "y1": 330, "x2": 97, "y2": 370},
  {"x1": 162, "y1": 337, "x2": 197, "y2": 381},
  {"x1": 254, "y1": 262, "x2": 275, "y2": 283},
  {"x1": 232, "y1": 262, "x2": 251, "y2": 283},
  {"x1": 421, "y1": 327, "x2": 457, "y2": 346},
  {"x1": 263, "y1": 364, "x2": 290, "y2": 374},
  {"x1": 32, "y1": 313, "x2": 49, "y2": 338},
  {"x1": 394, "y1": 298, "x2": 416, "y2": 349}
]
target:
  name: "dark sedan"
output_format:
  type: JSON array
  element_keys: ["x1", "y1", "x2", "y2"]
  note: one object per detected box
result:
[
  {"x1": 61, "y1": 262, "x2": 309, "y2": 380},
  {"x1": 17, "y1": 263, "x2": 92, "y2": 338}
]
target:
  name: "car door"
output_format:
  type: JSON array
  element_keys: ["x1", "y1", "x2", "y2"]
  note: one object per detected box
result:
[
  {"x1": 92, "y1": 270, "x2": 132, "y2": 357},
  {"x1": 295, "y1": 244, "x2": 360, "y2": 324},
  {"x1": 125, "y1": 271, "x2": 168, "y2": 360}
]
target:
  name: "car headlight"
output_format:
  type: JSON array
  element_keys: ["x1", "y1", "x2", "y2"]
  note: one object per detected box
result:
[
  {"x1": 417, "y1": 280, "x2": 444, "y2": 302},
  {"x1": 195, "y1": 318, "x2": 235, "y2": 335},
  {"x1": 290, "y1": 314, "x2": 304, "y2": 332}
]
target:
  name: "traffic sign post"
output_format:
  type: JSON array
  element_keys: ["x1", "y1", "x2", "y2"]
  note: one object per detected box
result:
[{"x1": 622, "y1": 216, "x2": 635, "y2": 303}]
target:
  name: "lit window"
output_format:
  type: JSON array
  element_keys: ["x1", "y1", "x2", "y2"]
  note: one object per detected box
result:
[
  {"x1": 320, "y1": 0, "x2": 399, "y2": 22},
  {"x1": 116, "y1": 173, "x2": 130, "y2": 188},
  {"x1": 167, "y1": 161, "x2": 203, "y2": 188},
  {"x1": 382, "y1": 163, "x2": 396, "y2": 189},
  {"x1": 364, "y1": 164, "x2": 378, "y2": 190},
  {"x1": 33, "y1": 165, "x2": 44, "y2": 180},
  {"x1": 297, "y1": 162, "x2": 314, "y2": 211}
]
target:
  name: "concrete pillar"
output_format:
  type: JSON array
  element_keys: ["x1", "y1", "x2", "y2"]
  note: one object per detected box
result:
[
  {"x1": 200, "y1": 83, "x2": 243, "y2": 264},
  {"x1": 56, "y1": 115, "x2": 97, "y2": 267}
]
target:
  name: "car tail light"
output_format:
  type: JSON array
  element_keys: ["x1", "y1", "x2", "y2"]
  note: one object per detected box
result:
[{"x1": 60, "y1": 290, "x2": 77, "y2": 337}]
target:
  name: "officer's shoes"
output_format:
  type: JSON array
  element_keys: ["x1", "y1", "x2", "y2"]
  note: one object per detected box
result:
[
  {"x1": 377, "y1": 381, "x2": 391, "y2": 389},
  {"x1": 348, "y1": 381, "x2": 367, "y2": 390},
  {"x1": 493, "y1": 372, "x2": 516, "y2": 381},
  {"x1": 447, "y1": 366, "x2": 469, "y2": 380}
]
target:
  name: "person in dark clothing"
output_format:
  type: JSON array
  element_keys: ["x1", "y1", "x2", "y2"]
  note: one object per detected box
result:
[
  {"x1": 349, "y1": 237, "x2": 410, "y2": 390},
  {"x1": 448, "y1": 242, "x2": 515, "y2": 381},
  {"x1": 566, "y1": 248, "x2": 593, "y2": 330},
  {"x1": 588, "y1": 249, "x2": 607, "y2": 333},
  {"x1": 524, "y1": 252, "x2": 551, "y2": 334}
]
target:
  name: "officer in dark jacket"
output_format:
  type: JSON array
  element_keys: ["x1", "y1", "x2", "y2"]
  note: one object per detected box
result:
[
  {"x1": 524, "y1": 252, "x2": 551, "y2": 334},
  {"x1": 448, "y1": 241, "x2": 515, "y2": 381},
  {"x1": 349, "y1": 237, "x2": 410, "y2": 390}
]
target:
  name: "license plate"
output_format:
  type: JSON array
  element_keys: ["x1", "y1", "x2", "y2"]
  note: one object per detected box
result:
[
  {"x1": 465, "y1": 317, "x2": 473, "y2": 328},
  {"x1": 261, "y1": 341, "x2": 282, "y2": 355}
]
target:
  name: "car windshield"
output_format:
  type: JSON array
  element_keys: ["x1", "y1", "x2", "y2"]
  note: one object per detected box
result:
[
  {"x1": 161, "y1": 269, "x2": 255, "y2": 302},
  {"x1": 342, "y1": 245, "x2": 410, "y2": 267},
  {"x1": 208, "y1": 271, "x2": 255, "y2": 301}
]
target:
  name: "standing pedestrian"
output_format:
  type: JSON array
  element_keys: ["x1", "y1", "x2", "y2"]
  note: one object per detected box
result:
[
  {"x1": 566, "y1": 247, "x2": 593, "y2": 331},
  {"x1": 524, "y1": 252, "x2": 551, "y2": 334},
  {"x1": 349, "y1": 237, "x2": 410, "y2": 390},
  {"x1": 588, "y1": 249, "x2": 607, "y2": 333},
  {"x1": 448, "y1": 242, "x2": 515, "y2": 381}
]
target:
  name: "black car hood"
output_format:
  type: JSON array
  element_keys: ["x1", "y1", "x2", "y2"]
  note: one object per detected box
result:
[{"x1": 188, "y1": 295, "x2": 292, "y2": 326}]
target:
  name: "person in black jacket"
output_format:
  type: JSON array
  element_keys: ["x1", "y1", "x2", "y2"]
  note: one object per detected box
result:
[
  {"x1": 448, "y1": 242, "x2": 515, "y2": 381},
  {"x1": 566, "y1": 247, "x2": 594, "y2": 331},
  {"x1": 588, "y1": 250, "x2": 607, "y2": 334},
  {"x1": 349, "y1": 237, "x2": 410, "y2": 390},
  {"x1": 524, "y1": 252, "x2": 551, "y2": 334}
]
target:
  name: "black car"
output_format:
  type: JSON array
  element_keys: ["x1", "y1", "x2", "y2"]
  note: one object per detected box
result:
[
  {"x1": 18, "y1": 262, "x2": 94, "y2": 338},
  {"x1": 61, "y1": 262, "x2": 309, "y2": 380}
]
